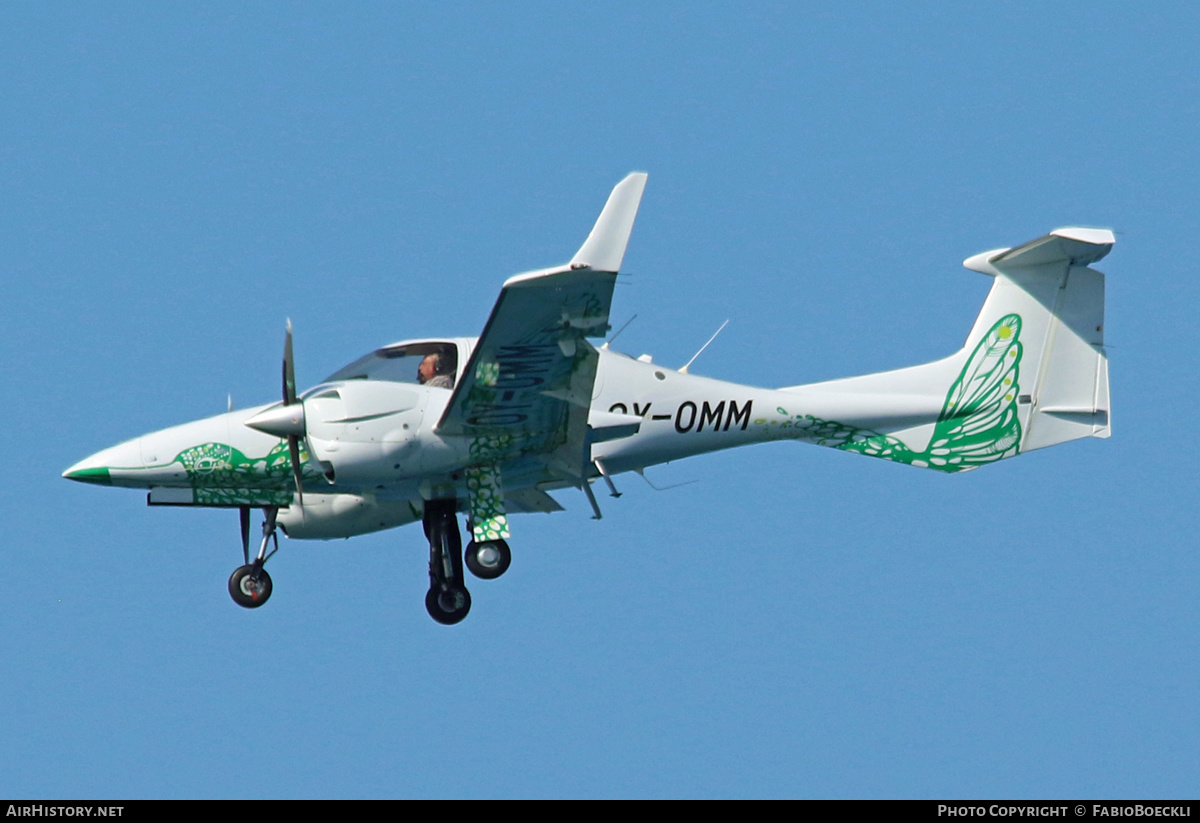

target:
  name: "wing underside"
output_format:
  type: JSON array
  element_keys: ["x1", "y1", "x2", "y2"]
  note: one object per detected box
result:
[{"x1": 436, "y1": 173, "x2": 647, "y2": 484}]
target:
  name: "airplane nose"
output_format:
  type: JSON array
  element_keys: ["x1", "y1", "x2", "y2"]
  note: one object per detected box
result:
[{"x1": 62, "y1": 438, "x2": 142, "y2": 485}]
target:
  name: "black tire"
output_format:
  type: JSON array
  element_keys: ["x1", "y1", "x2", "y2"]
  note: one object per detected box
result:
[
  {"x1": 465, "y1": 539, "x2": 511, "y2": 580},
  {"x1": 425, "y1": 584, "x2": 471, "y2": 625},
  {"x1": 228, "y1": 564, "x2": 273, "y2": 608}
]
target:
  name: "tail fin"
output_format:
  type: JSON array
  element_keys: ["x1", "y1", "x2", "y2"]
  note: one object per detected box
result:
[
  {"x1": 776, "y1": 227, "x2": 1113, "y2": 472},
  {"x1": 962, "y1": 227, "x2": 1113, "y2": 451}
]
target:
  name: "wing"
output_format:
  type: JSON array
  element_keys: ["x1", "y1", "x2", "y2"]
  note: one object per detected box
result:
[{"x1": 436, "y1": 173, "x2": 648, "y2": 482}]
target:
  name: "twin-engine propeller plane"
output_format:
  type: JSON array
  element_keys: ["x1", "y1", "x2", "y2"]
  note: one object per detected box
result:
[{"x1": 64, "y1": 173, "x2": 1114, "y2": 624}]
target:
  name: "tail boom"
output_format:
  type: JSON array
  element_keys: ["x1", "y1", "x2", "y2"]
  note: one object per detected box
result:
[{"x1": 774, "y1": 227, "x2": 1113, "y2": 471}]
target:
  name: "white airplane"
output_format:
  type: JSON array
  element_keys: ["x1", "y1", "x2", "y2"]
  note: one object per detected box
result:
[{"x1": 64, "y1": 173, "x2": 1114, "y2": 624}]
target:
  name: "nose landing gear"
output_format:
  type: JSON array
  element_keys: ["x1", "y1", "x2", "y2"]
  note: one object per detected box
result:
[
  {"x1": 229, "y1": 563, "x2": 273, "y2": 607},
  {"x1": 228, "y1": 505, "x2": 279, "y2": 609}
]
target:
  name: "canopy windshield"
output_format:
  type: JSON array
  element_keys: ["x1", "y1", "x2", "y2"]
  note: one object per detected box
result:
[{"x1": 324, "y1": 342, "x2": 458, "y2": 388}]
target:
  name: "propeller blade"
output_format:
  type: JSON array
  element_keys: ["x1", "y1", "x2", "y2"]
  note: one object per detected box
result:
[
  {"x1": 288, "y1": 434, "x2": 304, "y2": 507},
  {"x1": 239, "y1": 505, "x2": 251, "y2": 565},
  {"x1": 272, "y1": 319, "x2": 313, "y2": 503},
  {"x1": 283, "y1": 318, "x2": 297, "y2": 406}
]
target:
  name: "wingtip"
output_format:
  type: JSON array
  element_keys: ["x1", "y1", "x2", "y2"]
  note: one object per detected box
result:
[{"x1": 569, "y1": 172, "x2": 649, "y2": 273}]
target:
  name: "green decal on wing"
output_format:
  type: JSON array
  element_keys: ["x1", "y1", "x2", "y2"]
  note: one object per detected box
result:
[
  {"x1": 465, "y1": 464, "x2": 510, "y2": 541},
  {"x1": 767, "y1": 315, "x2": 1023, "y2": 473}
]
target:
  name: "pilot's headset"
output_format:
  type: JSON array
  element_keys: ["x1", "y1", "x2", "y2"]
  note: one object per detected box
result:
[{"x1": 432, "y1": 350, "x2": 454, "y2": 376}]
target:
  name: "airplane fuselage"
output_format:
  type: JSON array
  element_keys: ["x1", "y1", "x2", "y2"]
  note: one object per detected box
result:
[
  {"x1": 63, "y1": 339, "x2": 960, "y2": 542},
  {"x1": 61, "y1": 172, "x2": 1113, "y2": 623}
]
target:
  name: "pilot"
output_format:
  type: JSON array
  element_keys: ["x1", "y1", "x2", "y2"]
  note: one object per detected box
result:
[{"x1": 418, "y1": 352, "x2": 455, "y2": 389}]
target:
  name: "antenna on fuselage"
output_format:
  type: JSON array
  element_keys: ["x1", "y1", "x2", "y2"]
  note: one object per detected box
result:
[
  {"x1": 600, "y1": 314, "x2": 638, "y2": 350},
  {"x1": 679, "y1": 319, "x2": 729, "y2": 374},
  {"x1": 635, "y1": 468, "x2": 698, "y2": 492}
]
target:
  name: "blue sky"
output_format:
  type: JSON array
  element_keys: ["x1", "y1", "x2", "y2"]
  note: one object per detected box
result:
[{"x1": 3, "y1": 2, "x2": 1198, "y2": 798}]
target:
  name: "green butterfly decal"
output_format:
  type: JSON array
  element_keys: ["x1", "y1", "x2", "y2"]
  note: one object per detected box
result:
[{"x1": 781, "y1": 314, "x2": 1024, "y2": 473}]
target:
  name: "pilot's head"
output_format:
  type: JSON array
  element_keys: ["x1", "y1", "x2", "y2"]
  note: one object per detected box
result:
[{"x1": 418, "y1": 353, "x2": 440, "y2": 384}]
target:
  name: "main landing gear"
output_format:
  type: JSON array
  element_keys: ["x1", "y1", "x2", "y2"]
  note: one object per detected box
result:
[
  {"x1": 465, "y1": 538, "x2": 511, "y2": 580},
  {"x1": 424, "y1": 499, "x2": 471, "y2": 624},
  {"x1": 423, "y1": 501, "x2": 515, "y2": 624},
  {"x1": 229, "y1": 505, "x2": 278, "y2": 609},
  {"x1": 223, "y1": 500, "x2": 513, "y2": 622}
]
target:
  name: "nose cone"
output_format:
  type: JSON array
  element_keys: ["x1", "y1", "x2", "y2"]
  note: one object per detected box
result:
[{"x1": 62, "y1": 439, "x2": 142, "y2": 485}]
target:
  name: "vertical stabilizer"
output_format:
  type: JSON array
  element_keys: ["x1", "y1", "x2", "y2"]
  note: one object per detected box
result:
[{"x1": 962, "y1": 227, "x2": 1113, "y2": 452}]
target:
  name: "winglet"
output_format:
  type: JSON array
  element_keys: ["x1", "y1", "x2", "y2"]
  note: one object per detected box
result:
[{"x1": 570, "y1": 172, "x2": 648, "y2": 273}]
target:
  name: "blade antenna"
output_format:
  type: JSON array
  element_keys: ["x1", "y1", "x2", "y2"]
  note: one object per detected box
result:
[
  {"x1": 600, "y1": 314, "x2": 637, "y2": 350},
  {"x1": 679, "y1": 320, "x2": 729, "y2": 374},
  {"x1": 635, "y1": 468, "x2": 698, "y2": 492}
]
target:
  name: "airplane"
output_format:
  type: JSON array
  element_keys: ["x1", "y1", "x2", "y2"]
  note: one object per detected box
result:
[{"x1": 63, "y1": 172, "x2": 1114, "y2": 624}]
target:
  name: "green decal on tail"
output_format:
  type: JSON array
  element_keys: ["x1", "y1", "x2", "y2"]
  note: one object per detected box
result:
[{"x1": 771, "y1": 315, "x2": 1024, "y2": 473}]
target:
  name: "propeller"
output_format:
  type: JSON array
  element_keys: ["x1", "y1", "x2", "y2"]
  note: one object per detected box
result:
[
  {"x1": 244, "y1": 319, "x2": 309, "y2": 505},
  {"x1": 282, "y1": 319, "x2": 305, "y2": 505}
]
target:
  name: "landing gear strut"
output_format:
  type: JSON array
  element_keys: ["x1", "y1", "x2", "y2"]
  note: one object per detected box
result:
[
  {"x1": 229, "y1": 505, "x2": 278, "y2": 609},
  {"x1": 423, "y1": 499, "x2": 471, "y2": 624}
]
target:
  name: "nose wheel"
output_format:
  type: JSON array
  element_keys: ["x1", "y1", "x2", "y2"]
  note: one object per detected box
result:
[
  {"x1": 229, "y1": 563, "x2": 273, "y2": 608},
  {"x1": 229, "y1": 505, "x2": 280, "y2": 609}
]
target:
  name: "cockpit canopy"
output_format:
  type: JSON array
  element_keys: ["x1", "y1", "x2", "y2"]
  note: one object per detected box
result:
[{"x1": 324, "y1": 341, "x2": 460, "y2": 388}]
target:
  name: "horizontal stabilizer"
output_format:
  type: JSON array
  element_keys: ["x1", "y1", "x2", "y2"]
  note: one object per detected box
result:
[
  {"x1": 570, "y1": 172, "x2": 648, "y2": 273},
  {"x1": 964, "y1": 227, "x2": 1115, "y2": 276}
]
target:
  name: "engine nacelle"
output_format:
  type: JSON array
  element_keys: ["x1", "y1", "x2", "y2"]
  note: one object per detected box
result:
[
  {"x1": 304, "y1": 381, "x2": 426, "y2": 484},
  {"x1": 278, "y1": 492, "x2": 422, "y2": 539}
]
